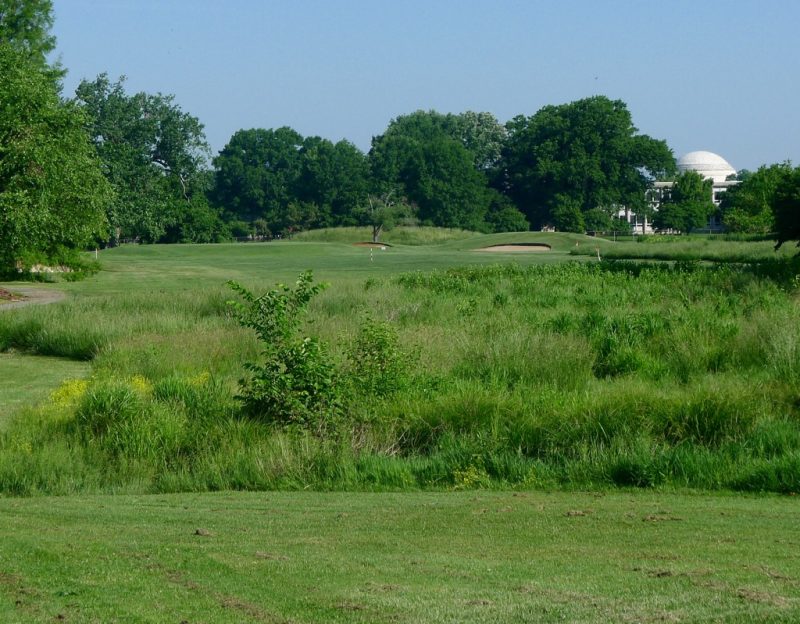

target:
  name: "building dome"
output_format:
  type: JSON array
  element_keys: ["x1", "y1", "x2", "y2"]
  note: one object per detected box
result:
[{"x1": 677, "y1": 151, "x2": 736, "y2": 184}]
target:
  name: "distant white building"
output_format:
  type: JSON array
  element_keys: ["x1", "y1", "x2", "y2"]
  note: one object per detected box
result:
[{"x1": 623, "y1": 150, "x2": 739, "y2": 234}]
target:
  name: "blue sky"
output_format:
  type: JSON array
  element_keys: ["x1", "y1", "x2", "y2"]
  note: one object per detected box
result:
[{"x1": 52, "y1": 0, "x2": 799, "y2": 171}]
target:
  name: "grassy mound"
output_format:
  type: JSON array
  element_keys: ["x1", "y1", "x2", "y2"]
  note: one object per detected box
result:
[{"x1": 291, "y1": 225, "x2": 481, "y2": 245}]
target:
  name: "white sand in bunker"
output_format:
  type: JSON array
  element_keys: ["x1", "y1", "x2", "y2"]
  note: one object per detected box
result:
[{"x1": 476, "y1": 243, "x2": 552, "y2": 252}]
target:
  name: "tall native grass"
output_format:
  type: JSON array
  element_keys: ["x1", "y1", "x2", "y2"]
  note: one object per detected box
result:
[{"x1": 1, "y1": 259, "x2": 799, "y2": 494}]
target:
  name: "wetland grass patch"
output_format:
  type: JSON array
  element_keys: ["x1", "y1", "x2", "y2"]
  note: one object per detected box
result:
[{"x1": 1, "y1": 246, "x2": 799, "y2": 494}]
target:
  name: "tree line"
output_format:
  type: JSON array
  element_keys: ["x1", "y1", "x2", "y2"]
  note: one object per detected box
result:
[{"x1": 1, "y1": 0, "x2": 799, "y2": 273}]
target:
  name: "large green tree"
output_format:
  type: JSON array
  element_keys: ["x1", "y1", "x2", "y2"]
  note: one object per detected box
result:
[
  {"x1": 369, "y1": 111, "x2": 502, "y2": 231},
  {"x1": 0, "y1": 0, "x2": 56, "y2": 71},
  {"x1": 213, "y1": 128, "x2": 371, "y2": 235},
  {"x1": 653, "y1": 170, "x2": 715, "y2": 233},
  {"x1": 0, "y1": 44, "x2": 111, "y2": 270},
  {"x1": 773, "y1": 166, "x2": 800, "y2": 251},
  {"x1": 213, "y1": 127, "x2": 304, "y2": 227},
  {"x1": 369, "y1": 109, "x2": 507, "y2": 173},
  {"x1": 294, "y1": 136, "x2": 369, "y2": 227},
  {"x1": 719, "y1": 163, "x2": 791, "y2": 233},
  {"x1": 442, "y1": 110, "x2": 507, "y2": 171},
  {"x1": 75, "y1": 74, "x2": 219, "y2": 243},
  {"x1": 354, "y1": 190, "x2": 412, "y2": 243},
  {"x1": 499, "y1": 96, "x2": 675, "y2": 229}
]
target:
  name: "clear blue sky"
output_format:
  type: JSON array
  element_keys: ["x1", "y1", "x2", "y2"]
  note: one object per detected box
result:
[{"x1": 51, "y1": 0, "x2": 799, "y2": 171}]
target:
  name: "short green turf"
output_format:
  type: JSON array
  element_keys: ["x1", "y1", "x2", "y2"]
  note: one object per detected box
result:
[
  {"x1": 53, "y1": 232, "x2": 586, "y2": 296},
  {"x1": 0, "y1": 490, "x2": 797, "y2": 623},
  {"x1": 0, "y1": 354, "x2": 89, "y2": 427}
]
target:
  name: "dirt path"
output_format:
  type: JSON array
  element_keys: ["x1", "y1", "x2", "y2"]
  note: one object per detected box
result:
[{"x1": 0, "y1": 286, "x2": 66, "y2": 311}]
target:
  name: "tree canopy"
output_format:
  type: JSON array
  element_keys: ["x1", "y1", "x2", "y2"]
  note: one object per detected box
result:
[
  {"x1": 75, "y1": 74, "x2": 221, "y2": 243},
  {"x1": 213, "y1": 128, "x2": 370, "y2": 235},
  {"x1": 369, "y1": 111, "x2": 504, "y2": 231},
  {"x1": 0, "y1": 44, "x2": 111, "y2": 270},
  {"x1": 0, "y1": 0, "x2": 56, "y2": 70},
  {"x1": 773, "y1": 166, "x2": 800, "y2": 250},
  {"x1": 295, "y1": 136, "x2": 370, "y2": 228},
  {"x1": 720, "y1": 163, "x2": 791, "y2": 233},
  {"x1": 653, "y1": 170, "x2": 715, "y2": 233},
  {"x1": 499, "y1": 96, "x2": 675, "y2": 230}
]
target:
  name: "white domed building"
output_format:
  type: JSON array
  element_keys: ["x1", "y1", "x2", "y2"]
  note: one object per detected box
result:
[
  {"x1": 623, "y1": 150, "x2": 739, "y2": 233},
  {"x1": 676, "y1": 150, "x2": 737, "y2": 185}
]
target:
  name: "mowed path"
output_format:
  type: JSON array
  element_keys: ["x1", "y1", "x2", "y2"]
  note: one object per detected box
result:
[{"x1": 0, "y1": 286, "x2": 66, "y2": 311}]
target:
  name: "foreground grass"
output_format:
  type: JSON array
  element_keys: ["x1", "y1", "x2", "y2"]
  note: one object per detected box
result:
[
  {"x1": 0, "y1": 354, "x2": 89, "y2": 428},
  {"x1": 0, "y1": 490, "x2": 798, "y2": 623}
]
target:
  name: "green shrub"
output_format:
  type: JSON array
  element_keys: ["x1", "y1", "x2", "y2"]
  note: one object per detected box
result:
[
  {"x1": 346, "y1": 316, "x2": 413, "y2": 399},
  {"x1": 228, "y1": 271, "x2": 341, "y2": 430}
]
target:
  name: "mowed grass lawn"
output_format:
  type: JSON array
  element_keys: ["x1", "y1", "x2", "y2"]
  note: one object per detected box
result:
[
  {"x1": 1, "y1": 490, "x2": 798, "y2": 623},
  {"x1": 0, "y1": 354, "x2": 89, "y2": 428},
  {"x1": 66, "y1": 230, "x2": 583, "y2": 295}
]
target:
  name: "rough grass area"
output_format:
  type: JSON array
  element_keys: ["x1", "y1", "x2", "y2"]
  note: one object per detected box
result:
[
  {"x1": 0, "y1": 354, "x2": 89, "y2": 427},
  {"x1": 0, "y1": 235, "x2": 799, "y2": 495},
  {"x1": 1, "y1": 490, "x2": 798, "y2": 623}
]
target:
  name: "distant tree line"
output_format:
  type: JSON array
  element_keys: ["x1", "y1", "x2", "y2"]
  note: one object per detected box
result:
[{"x1": 1, "y1": 0, "x2": 799, "y2": 273}]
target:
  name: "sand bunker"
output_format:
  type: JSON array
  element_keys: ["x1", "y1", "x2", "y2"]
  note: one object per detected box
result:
[
  {"x1": 476, "y1": 243, "x2": 552, "y2": 252},
  {"x1": 353, "y1": 242, "x2": 393, "y2": 248}
]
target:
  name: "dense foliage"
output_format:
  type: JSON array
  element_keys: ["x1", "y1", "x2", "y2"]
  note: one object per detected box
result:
[
  {"x1": 0, "y1": 44, "x2": 111, "y2": 272},
  {"x1": 499, "y1": 96, "x2": 675, "y2": 230},
  {"x1": 653, "y1": 170, "x2": 716, "y2": 233},
  {"x1": 0, "y1": 0, "x2": 57, "y2": 74},
  {"x1": 75, "y1": 74, "x2": 226, "y2": 244},
  {"x1": 213, "y1": 128, "x2": 370, "y2": 236},
  {"x1": 720, "y1": 163, "x2": 791, "y2": 233},
  {"x1": 773, "y1": 165, "x2": 800, "y2": 250},
  {"x1": 368, "y1": 110, "x2": 518, "y2": 232}
]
